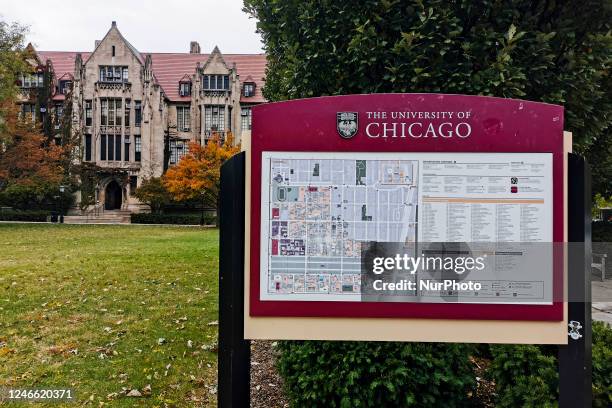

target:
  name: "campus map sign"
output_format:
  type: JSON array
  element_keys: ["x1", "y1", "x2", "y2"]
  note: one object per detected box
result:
[{"x1": 245, "y1": 94, "x2": 568, "y2": 343}]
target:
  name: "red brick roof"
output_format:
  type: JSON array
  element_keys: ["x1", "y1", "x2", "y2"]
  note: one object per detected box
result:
[
  {"x1": 37, "y1": 51, "x2": 90, "y2": 78},
  {"x1": 36, "y1": 50, "x2": 267, "y2": 103},
  {"x1": 36, "y1": 51, "x2": 89, "y2": 101},
  {"x1": 149, "y1": 53, "x2": 267, "y2": 102}
]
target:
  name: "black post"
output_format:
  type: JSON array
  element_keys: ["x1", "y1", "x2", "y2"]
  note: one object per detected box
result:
[
  {"x1": 558, "y1": 153, "x2": 592, "y2": 407},
  {"x1": 218, "y1": 152, "x2": 250, "y2": 408}
]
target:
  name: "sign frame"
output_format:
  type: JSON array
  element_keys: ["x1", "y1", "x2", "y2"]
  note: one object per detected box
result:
[{"x1": 244, "y1": 93, "x2": 569, "y2": 344}]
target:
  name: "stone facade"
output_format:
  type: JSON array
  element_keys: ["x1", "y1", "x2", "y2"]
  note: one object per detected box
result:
[{"x1": 28, "y1": 21, "x2": 266, "y2": 213}]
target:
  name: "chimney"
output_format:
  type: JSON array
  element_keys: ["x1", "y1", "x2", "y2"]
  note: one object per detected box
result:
[
  {"x1": 189, "y1": 41, "x2": 201, "y2": 54},
  {"x1": 95, "y1": 40, "x2": 101, "y2": 48},
  {"x1": 112, "y1": 21, "x2": 117, "y2": 27}
]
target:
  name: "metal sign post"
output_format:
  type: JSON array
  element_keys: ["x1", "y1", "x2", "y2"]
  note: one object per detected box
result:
[
  {"x1": 558, "y1": 153, "x2": 592, "y2": 407},
  {"x1": 218, "y1": 152, "x2": 250, "y2": 408}
]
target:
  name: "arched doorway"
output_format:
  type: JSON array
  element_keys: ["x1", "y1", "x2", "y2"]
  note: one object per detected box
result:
[{"x1": 104, "y1": 180, "x2": 122, "y2": 210}]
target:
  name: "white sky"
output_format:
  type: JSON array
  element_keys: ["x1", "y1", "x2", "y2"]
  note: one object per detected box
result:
[{"x1": 1, "y1": 0, "x2": 264, "y2": 54}]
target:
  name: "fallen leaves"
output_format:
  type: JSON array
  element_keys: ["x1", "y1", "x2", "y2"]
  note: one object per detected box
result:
[
  {"x1": 0, "y1": 225, "x2": 220, "y2": 405},
  {"x1": 47, "y1": 343, "x2": 78, "y2": 357},
  {"x1": 95, "y1": 346, "x2": 118, "y2": 358},
  {"x1": 125, "y1": 389, "x2": 142, "y2": 397},
  {"x1": 200, "y1": 342, "x2": 218, "y2": 353},
  {"x1": 0, "y1": 345, "x2": 15, "y2": 356},
  {"x1": 142, "y1": 384, "x2": 152, "y2": 396}
]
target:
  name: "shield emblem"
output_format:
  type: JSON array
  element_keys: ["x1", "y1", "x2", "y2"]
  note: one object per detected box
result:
[{"x1": 337, "y1": 112, "x2": 358, "y2": 139}]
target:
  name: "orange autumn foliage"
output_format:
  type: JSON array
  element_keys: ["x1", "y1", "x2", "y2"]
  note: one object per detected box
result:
[
  {"x1": 163, "y1": 132, "x2": 240, "y2": 208},
  {"x1": 0, "y1": 102, "x2": 64, "y2": 187}
]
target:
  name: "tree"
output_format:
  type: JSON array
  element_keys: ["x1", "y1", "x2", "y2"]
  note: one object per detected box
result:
[
  {"x1": 0, "y1": 18, "x2": 27, "y2": 138},
  {"x1": 0, "y1": 18, "x2": 74, "y2": 212},
  {"x1": 163, "y1": 133, "x2": 240, "y2": 223},
  {"x1": 0, "y1": 103, "x2": 63, "y2": 183},
  {"x1": 244, "y1": 0, "x2": 612, "y2": 195},
  {"x1": 134, "y1": 177, "x2": 170, "y2": 214},
  {"x1": 0, "y1": 102, "x2": 70, "y2": 210}
]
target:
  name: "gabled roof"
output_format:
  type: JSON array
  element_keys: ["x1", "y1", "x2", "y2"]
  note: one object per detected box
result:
[
  {"x1": 149, "y1": 52, "x2": 267, "y2": 102},
  {"x1": 36, "y1": 50, "x2": 267, "y2": 103},
  {"x1": 84, "y1": 22, "x2": 144, "y2": 66},
  {"x1": 24, "y1": 43, "x2": 43, "y2": 69},
  {"x1": 57, "y1": 72, "x2": 74, "y2": 81},
  {"x1": 201, "y1": 45, "x2": 229, "y2": 71},
  {"x1": 37, "y1": 51, "x2": 91, "y2": 78}
]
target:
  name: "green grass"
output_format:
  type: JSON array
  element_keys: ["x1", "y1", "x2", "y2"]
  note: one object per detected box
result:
[{"x1": 0, "y1": 224, "x2": 220, "y2": 407}]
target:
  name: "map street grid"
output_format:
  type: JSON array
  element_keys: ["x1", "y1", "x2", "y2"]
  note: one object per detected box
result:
[{"x1": 265, "y1": 156, "x2": 418, "y2": 300}]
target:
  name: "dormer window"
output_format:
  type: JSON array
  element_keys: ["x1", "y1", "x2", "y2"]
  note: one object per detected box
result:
[
  {"x1": 59, "y1": 80, "x2": 72, "y2": 94},
  {"x1": 179, "y1": 81, "x2": 191, "y2": 97},
  {"x1": 202, "y1": 74, "x2": 229, "y2": 91},
  {"x1": 243, "y1": 82, "x2": 255, "y2": 97}
]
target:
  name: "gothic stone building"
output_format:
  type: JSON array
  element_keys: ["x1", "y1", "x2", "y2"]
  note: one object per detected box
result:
[{"x1": 21, "y1": 21, "x2": 265, "y2": 213}]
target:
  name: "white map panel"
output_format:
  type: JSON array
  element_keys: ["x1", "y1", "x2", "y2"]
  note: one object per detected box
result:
[{"x1": 259, "y1": 152, "x2": 553, "y2": 302}]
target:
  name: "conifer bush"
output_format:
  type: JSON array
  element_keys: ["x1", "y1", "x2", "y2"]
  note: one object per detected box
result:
[
  {"x1": 488, "y1": 322, "x2": 612, "y2": 407},
  {"x1": 277, "y1": 341, "x2": 476, "y2": 407}
]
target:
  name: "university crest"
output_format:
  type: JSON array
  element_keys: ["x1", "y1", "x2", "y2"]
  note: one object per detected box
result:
[{"x1": 337, "y1": 112, "x2": 358, "y2": 139}]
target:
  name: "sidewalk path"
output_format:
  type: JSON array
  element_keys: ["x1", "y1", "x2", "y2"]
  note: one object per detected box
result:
[{"x1": 592, "y1": 278, "x2": 612, "y2": 325}]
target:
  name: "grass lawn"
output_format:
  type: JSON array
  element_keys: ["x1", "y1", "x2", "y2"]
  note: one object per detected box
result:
[{"x1": 0, "y1": 224, "x2": 220, "y2": 407}]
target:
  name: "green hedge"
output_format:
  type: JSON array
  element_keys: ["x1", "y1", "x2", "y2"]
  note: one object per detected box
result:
[
  {"x1": 489, "y1": 321, "x2": 612, "y2": 407},
  {"x1": 130, "y1": 213, "x2": 215, "y2": 225},
  {"x1": 0, "y1": 184, "x2": 74, "y2": 212},
  {"x1": 488, "y1": 344, "x2": 558, "y2": 407},
  {"x1": 592, "y1": 321, "x2": 612, "y2": 407},
  {"x1": 277, "y1": 341, "x2": 476, "y2": 407},
  {"x1": 0, "y1": 210, "x2": 49, "y2": 222},
  {"x1": 277, "y1": 323, "x2": 612, "y2": 407},
  {"x1": 593, "y1": 221, "x2": 612, "y2": 242}
]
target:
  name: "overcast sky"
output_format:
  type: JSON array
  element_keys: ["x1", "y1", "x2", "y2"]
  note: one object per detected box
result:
[{"x1": 1, "y1": 0, "x2": 264, "y2": 54}]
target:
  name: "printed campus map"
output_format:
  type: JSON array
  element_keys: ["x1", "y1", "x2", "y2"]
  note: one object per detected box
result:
[
  {"x1": 264, "y1": 156, "x2": 418, "y2": 300},
  {"x1": 259, "y1": 152, "x2": 553, "y2": 302}
]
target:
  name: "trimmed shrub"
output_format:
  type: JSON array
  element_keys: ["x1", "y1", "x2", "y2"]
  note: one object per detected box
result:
[
  {"x1": 130, "y1": 213, "x2": 215, "y2": 225},
  {"x1": 593, "y1": 321, "x2": 612, "y2": 408},
  {"x1": 489, "y1": 322, "x2": 612, "y2": 407},
  {"x1": 277, "y1": 341, "x2": 476, "y2": 407},
  {"x1": 488, "y1": 344, "x2": 558, "y2": 407},
  {"x1": 0, "y1": 209, "x2": 49, "y2": 222}
]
